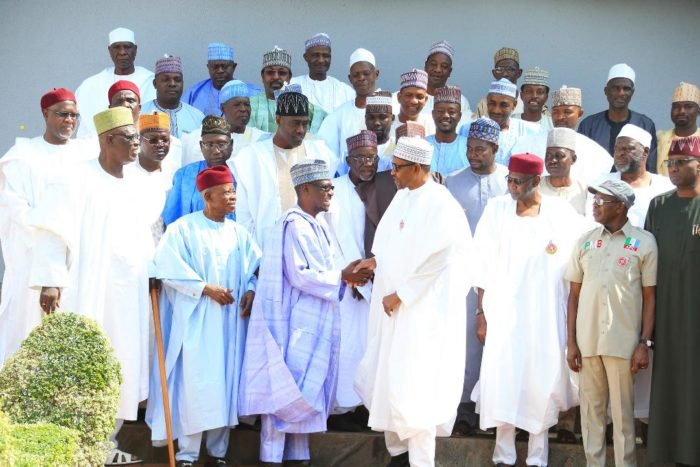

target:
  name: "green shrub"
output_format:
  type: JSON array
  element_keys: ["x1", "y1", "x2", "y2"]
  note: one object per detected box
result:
[
  {"x1": 0, "y1": 411, "x2": 15, "y2": 466},
  {"x1": 11, "y1": 422, "x2": 81, "y2": 466},
  {"x1": 0, "y1": 312, "x2": 122, "y2": 466}
]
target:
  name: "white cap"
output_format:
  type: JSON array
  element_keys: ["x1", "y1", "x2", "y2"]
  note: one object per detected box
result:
[
  {"x1": 617, "y1": 123, "x2": 651, "y2": 149},
  {"x1": 607, "y1": 63, "x2": 635, "y2": 84},
  {"x1": 394, "y1": 136, "x2": 434, "y2": 165},
  {"x1": 547, "y1": 127, "x2": 577, "y2": 151},
  {"x1": 349, "y1": 48, "x2": 376, "y2": 68},
  {"x1": 109, "y1": 27, "x2": 135, "y2": 45}
]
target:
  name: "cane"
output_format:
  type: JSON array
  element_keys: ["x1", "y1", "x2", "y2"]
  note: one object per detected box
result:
[{"x1": 150, "y1": 281, "x2": 176, "y2": 467}]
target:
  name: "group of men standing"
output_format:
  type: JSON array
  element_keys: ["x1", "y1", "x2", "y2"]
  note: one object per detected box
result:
[{"x1": 0, "y1": 25, "x2": 699, "y2": 467}]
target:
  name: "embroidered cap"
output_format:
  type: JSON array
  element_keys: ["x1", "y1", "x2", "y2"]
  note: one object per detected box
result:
[
  {"x1": 365, "y1": 90, "x2": 393, "y2": 113},
  {"x1": 588, "y1": 179, "x2": 635, "y2": 209},
  {"x1": 201, "y1": 115, "x2": 231, "y2": 136},
  {"x1": 346, "y1": 130, "x2": 377, "y2": 154},
  {"x1": 305, "y1": 33, "x2": 331, "y2": 51},
  {"x1": 672, "y1": 82, "x2": 700, "y2": 105},
  {"x1": 276, "y1": 90, "x2": 309, "y2": 117},
  {"x1": 263, "y1": 46, "x2": 292, "y2": 70},
  {"x1": 434, "y1": 86, "x2": 461, "y2": 105},
  {"x1": 522, "y1": 66, "x2": 549, "y2": 87},
  {"x1": 552, "y1": 86, "x2": 582, "y2": 107},
  {"x1": 394, "y1": 136, "x2": 434, "y2": 165},
  {"x1": 395, "y1": 121, "x2": 425, "y2": 139},
  {"x1": 400, "y1": 69, "x2": 429, "y2": 91},
  {"x1": 494, "y1": 47, "x2": 519, "y2": 64},
  {"x1": 208, "y1": 43, "x2": 234, "y2": 61},
  {"x1": 468, "y1": 117, "x2": 500, "y2": 144},
  {"x1": 155, "y1": 54, "x2": 182, "y2": 75},
  {"x1": 94, "y1": 107, "x2": 133, "y2": 135},
  {"x1": 290, "y1": 159, "x2": 331, "y2": 187},
  {"x1": 219, "y1": 80, "x2": 252, "y2": 106},
  {"x1": 488, "y1": 78, "x2": 517, "y2": 99},
  {"x1": 427, "y1": 40, "x2": 455, "y2": 60},
  {"x1": 669, "y1": 135, "x2": 700, "y2": 158},
  {"x1": 547, "y1": 127, "x2": 577, "y2": 151}
]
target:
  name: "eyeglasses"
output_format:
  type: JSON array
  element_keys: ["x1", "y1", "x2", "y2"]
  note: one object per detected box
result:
[
  {"x1": 505, "y1": 175, "x2": 534, "y2": 186},
  {"x1": 142, "y1": 136, "x2": 170, "y2": 145},
  {"x1": 391, "y1": 161, "x2": 416, "y2": 171},
  {"x1": 349, "y1": 155, "x2": 378, "y2": 164},
  {"x1": 664, "y1": 158, "x2": 697, "y2": 168},
  {"x1": 493, "y1": 66, "x2": 517, "y2": 74},
  {"x1": 592, "y1": 197, "x2": 621, "y2": 206},
  {"x1": 201, "y1": 141, "x2": 231, "y2": 150},
  {"x1": 313, "y1": 183, "x2": 334, "y2": 193},
  {"x1": 112, "y1": 133, "x2": 140, "y2": 143},
  {"x1": 51, "y1": 110, "x2": 80, "y2": 120}
]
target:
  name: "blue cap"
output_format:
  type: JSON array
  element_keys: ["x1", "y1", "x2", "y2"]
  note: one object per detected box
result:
[
  {"x1": 208, "y1": 42, "x2": 234, "y2": 61},
  {"x1": 218, "y1": 80, "x2": 251, "y2": 106}
]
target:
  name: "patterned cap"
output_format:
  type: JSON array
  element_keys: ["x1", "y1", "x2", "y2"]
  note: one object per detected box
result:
[
  {"x1": 94, "y1": 107, "x2": 133, "y2": 135},
  {"x1": 305, "y1": 33, "x2": 331, "y2": 51},
  {"x1": 588, "y1": 180, "x2": 636, "y2": 209},
  {"x1": 552, "y1": 86, "x2": 582, "y2": 107},
  {"x1": 155, "y1": 55, "x2": 182, "y2": 75},
  {"x1": 290, "y1": 159, "x2": 330, "y2": 187},
  {"x1": 219, "y1": 80, "x2": 252, "y2": 106},
  {"x1": 434, "y1": 86, "x2": 461, "y2": 105},
  {"x1": 547, "y1": 127, "x2": 577, "y2": 151},
  {"x1": 522, "y1": 66, "x2": 549, "y2": 87},
  {"x1": 208, "y1": 43, "x2": 234, "y2": 61},
  {"x1": 396, "y1": 122, "x2": 425, "y2": 139},
  {"x1": 508, "y1": 153, "x2": 543, "y2": 175},
  {"x1": 138, "y1": 112, "x2": 170, "y2": 132},
  {"x1": 201, "y1": 115, "x2": 231, "y2": 136},
  {"x1": 40, "y1": 88, "x2": 76, "y2": 110},
  {"x1": 263, "y1": 46, "x2": 292, "y2": 70},
  {"x1": 488, "y1": 78, "x2": 517, "y2": 99},
  {"x1": 400, "y1": 69, "x2": 429, "y2": 91},
  {"x1": 669, "y1": 135, "x2": 700, "y2": 158},
  {"x1": 273, "y1": 82, "x2": 303, "y2": 100},
  {"x1": 494, "y1": 47, "x2": 519, "y2": 65},
  {"x1": 427, "y1": 40, "x2": 454, "y2": 60},
  {"x1": 617, "y1": 123, "x2": 651, "y2": 149},
  {"x1": 672, "y1": 82, "x2": 700, "y2": 105},
  {"x1": 277, "y1": 91, "x2": 309, "y2": 117},
  {"x1": 394, "y1": 136, "x2": 434, "y2": 165},
  {"x1": 349, "y1": 48, "x2": 376, "y2": 67},
  {"x1": 468, "y1": 117, "x2": 501, "y2": 144},
  {"x1": 108, "y1": 27, "x2": 135, "y2": 45},
  {"x1": 346, "y1": 130, "x2": 377, "y2": 153},
  {"x1": 607, "y1": 63, "x2": 635, "y2": 84},
  {"x1": 365, "y1": 90, "x2": 393, "y2": 113}
]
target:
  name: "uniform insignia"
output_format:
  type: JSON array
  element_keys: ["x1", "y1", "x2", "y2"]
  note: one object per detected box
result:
[
  {"x1": 546, "y1": 240, "x2": 558, "y2": 255},
  {"x1": 624, "y1": 237, "x2": 640, "y2": 252},
  {"x1": 617, "y1": 256, "x2": 628, "y2": 266},
  {"x1": 400, "y1": 220, "x2": 405, "y2": 231}
]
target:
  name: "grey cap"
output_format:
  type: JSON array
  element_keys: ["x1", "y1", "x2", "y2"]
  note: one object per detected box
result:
[{"x1": 588, "y1": 179, "x2": 635, "y2": 209}]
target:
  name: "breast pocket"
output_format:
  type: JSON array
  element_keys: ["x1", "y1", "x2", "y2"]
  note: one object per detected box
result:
[{"x1": 612, "y1": 252, "x2": 641, "y2": 284}]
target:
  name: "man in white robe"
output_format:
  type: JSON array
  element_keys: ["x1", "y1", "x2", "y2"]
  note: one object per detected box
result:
[
  {"x1": 290, "y1": 33, "x2": 354, "y2": 114},
  {"x1": 354, "y1": 137, "x2": 472, "y2": 467},
  {"x1": 0, "y1": 88, "x2": 93, "y2": 365},
  {"x1": 27, "y1": 107, "x2": 154, "y2": 465},
  {"x1": 146, "y1": 166, "x2": 261, "y2": 466},
  {"x1": 511, "y1": 86, "x2": 613, "y2": 185},
  {"x1": 473, "y1": 153, "x2": 589, "y2": 467},
  {"x1": 391, "y1": 69, "x2": 436, "y2": 138},
  {"x1": 181, "y1": 80, "x2": 269, "y2": 166},
  {"x1": 75, "y1": 27, "x2": 156, "y2": 137},
  {"x1": 323, "y1": 130, "x2": 397, "y2": 422},
  {"x1": 317, "y1": 48, "x2": 380, "y2": 170},
  {"x1": 231, "y1": 90, "x2": 336, "y2": 249}
]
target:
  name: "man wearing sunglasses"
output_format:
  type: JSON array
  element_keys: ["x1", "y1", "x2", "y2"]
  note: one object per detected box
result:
[
  {"x1": 28, "y1": 106, "x2": 154, "y2": 466},
  {"x1": 0, "y1": 88, "x2": 93, "y2": 366},
  {"x1": 472, "y1": 153, "x2": 588, "y2": 467},
  {"x1": 646, "y1": 136, "x2": 700, "y2": 467}
]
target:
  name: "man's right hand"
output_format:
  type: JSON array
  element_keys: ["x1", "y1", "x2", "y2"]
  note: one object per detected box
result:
[
  {"x1": 341, "y1": 259, "x2": 373, "y2": 287},
  {"x1": 203, "y1": 284, "x2": 235, "y2": 306},
  {"x1": 566, "y1": 342, "x2": 582, "y2": 372},
  {"x1": 476, "y1": 312, "x2": 487, "y2": 345},
  {"x1": 39, "y1": 287, "x2": 61, "y2": 314}
]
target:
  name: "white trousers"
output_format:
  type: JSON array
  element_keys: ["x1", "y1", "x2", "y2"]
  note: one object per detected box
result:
[
  {"x1": 177, "y1": 427, "x2": 229, "y2": 462},
  {"x1": 260, "y1": 415, "x2": 310, "y2": 463},
  {"x1": 384, "y1": 428, "x2": 437, "y2": 467},
  {"x1": 494, "y1": 423, "x2": 548, "y2": 466}
]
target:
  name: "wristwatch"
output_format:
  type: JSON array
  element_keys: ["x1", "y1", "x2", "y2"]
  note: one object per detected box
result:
[{"x1": 639, "y1": 338, "x2": 654, "y2": 348}]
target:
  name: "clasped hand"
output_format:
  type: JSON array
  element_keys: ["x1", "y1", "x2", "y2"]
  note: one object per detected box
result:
[{"x1": 341, "y1": 258, "x2": 375, "y2": 288}]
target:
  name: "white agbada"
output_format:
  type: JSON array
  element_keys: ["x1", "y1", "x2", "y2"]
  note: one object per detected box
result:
[
  {"x1": 230, "y1": 139, "x2": 336, "y2": 249},
  {"x1": 316, "y1": 100, "x2": 366, "y2": 160},
  {"x1": 27, "y1": 159, "x2": 154, "y2": 420},
  {"x1": 0, "y1": 136, "x2": 94, "y2": 365},
  {"x1": 75, "y1": 66, "x2": 156, "y2": 137},
  {"x1": 290, "y1": 74, "x2": 354, "y2": 114},
  {"x1": 322, "y1": 174, "x2": 371, "y2": 412},
  {"x1": 180, "y1": 126, "x2": 268, "y2": 166},
  {"x1": 354, "y1": 179, "x2": 472, "y2": 440},
  {"x1": 472, "y1": 195, "x2": 589, "y2": 434}
]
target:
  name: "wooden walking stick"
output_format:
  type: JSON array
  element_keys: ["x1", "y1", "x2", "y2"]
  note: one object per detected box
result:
[{"x1": 150, "y1": 281, "x2": 176, "y2": 467}]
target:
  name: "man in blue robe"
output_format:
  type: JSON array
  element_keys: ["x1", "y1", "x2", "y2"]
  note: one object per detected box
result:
[
  {"x1": 426, "y1": 86, "x2": 468, "y2": 177},
  {"x1": 162, "y1": 116, "x2": 235, "y2": 226},
  {"x1": 238, "y1": 160, "x2": 372, "y2": 465},
  {"x1": 146, "y1": 165, "x2": 261, "y2": 466}
]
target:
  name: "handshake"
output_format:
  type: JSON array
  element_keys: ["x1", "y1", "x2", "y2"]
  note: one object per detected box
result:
[{"x1": 341, "y1": 257, "x2": 377, "y2": 288}]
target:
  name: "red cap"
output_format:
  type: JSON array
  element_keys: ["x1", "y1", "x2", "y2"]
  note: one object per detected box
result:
[
  {"x1": 669, "y1": 135, "x2": 700, "y2": 158},
  {"x1": 40, "y1": 88, "x2": 76, "y2": 110},
  {"x1": 108, "y1": 80, "x2": 141, "y2": 104},
  {"x1": 508, "y1": 152, "x2": 544, "y2": 175},
  {"x1": 196, "y1": 165, "x2": 234, "y2": 192}
]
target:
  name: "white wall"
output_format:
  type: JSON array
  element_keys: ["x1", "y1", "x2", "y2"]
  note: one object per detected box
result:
[{"x1": 0, "y1": 0, "x2": 699, "y2": 152}]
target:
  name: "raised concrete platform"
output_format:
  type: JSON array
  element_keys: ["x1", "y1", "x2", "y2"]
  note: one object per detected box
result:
[{"x1": 119, "y1": 421, "x2": 665, "y2": 466}]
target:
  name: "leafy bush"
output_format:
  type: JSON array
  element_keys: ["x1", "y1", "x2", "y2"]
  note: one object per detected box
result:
[
  {"x1": 0, "y1": 411, "x2": 14, "y2": 466},
  {"x1": 11, "y1": 422, "x2": 81, "y2": 466},
  {"x1": 0, "y1": 312, "x2": 122, "y2": 466}
]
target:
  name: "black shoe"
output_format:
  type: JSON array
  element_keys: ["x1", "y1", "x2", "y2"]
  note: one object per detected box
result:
[
  {"x1": 176, "y1": 461, "x2": 194, "y2": 467},
  {"x1": 387, "y1": 451, "x2": 410, "y2": 467},
  {"x1": 283, "y1": 461, "x2": 310, "y2": 466},
  {"x1": 205, "y1": 457, "x2": 229, "y2": 467},
  {"x1": 452, "y1": 420, "x2": 476, "y2": 437}
]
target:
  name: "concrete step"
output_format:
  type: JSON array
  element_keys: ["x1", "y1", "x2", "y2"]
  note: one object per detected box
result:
[{"x1": 118, "y1": 421, "x2": 665, "y2": 466}]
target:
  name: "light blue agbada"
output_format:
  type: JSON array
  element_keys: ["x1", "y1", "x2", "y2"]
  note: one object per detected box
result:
[
  {"x1": 239, "y1": 207, "x2": 344, "y2": 433},
  {"x1": 161, "y1": 161, "x2": 236, "y2": 227},
  {"x1": 146, "y1": 211, "x2": 261, "y2": 441},
  {"x1": 141, "y1": 99, "x2": 206, "y2": 138},
  {"x1": 425, "y1": 134, "x2": 469, "y2": 176},
  {"x1": 184, "y1": 79, "x2": 261, "y2": 117}
]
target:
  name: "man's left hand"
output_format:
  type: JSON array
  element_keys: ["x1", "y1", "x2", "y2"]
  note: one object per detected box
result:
[
  {"x1": 630, "y1": 345, "x2": 650, "y2": 374},
  {"x1": 239, "y1": 290, "x2": 255, "y2": 317},
  {"x1": 382, "y1": 292, "x2": 401, "y2": 317}
]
